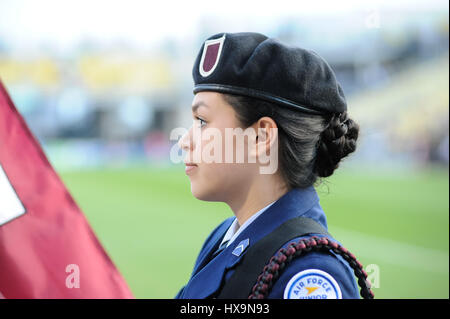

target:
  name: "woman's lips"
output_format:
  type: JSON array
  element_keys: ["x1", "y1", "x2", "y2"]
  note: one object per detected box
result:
[{"x1": 185, "y1": 163, "x2": 198, "y2": 175}]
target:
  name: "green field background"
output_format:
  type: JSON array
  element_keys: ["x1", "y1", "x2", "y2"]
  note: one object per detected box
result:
[{"x1": 59, "y1": 165, "x2": 449, "y2": 299}]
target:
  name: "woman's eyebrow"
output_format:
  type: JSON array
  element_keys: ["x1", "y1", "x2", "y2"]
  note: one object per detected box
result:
[{"x1": 192, "y1": 101, "x2": 209, "y2": 113}]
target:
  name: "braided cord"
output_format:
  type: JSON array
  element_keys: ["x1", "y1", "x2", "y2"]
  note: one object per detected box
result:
[{"x1": 248, "y1": 236, "x2": 374, "y2": 299}]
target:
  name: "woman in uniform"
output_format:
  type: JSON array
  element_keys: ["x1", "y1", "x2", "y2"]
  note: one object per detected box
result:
[{"x1": 175, "y1": 32, "x2": 373, "y2": 299}]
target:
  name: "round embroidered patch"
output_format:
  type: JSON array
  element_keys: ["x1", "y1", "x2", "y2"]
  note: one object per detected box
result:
[{"x1": 283, "y1": 269, "x2": 342, "y2": 299}]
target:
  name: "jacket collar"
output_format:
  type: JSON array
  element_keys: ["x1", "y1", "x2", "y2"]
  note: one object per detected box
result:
[
  {"x1": 190, "y1": 217, "x2": 234, "y2": 277},
  {"x1": 182, "y1": 185, "x2": 325, "y2": 299}
]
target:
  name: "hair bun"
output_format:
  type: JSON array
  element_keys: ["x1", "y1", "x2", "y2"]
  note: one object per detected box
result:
[{"x1": 314, "y1": 111, "x2": 359, "y2": 178}]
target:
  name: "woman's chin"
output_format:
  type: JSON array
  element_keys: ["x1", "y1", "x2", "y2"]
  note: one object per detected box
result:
[
  {"x1": 190, "y1": 184, "x2": 221, "y2": 202},
  {"x1": 191, "y1": 187, "x2": 211, "y2": 201}
]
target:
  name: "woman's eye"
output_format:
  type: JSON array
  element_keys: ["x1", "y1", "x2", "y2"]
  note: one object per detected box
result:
[{"x1": 196, "y1": 116, "x2": 207, "y2": 128}]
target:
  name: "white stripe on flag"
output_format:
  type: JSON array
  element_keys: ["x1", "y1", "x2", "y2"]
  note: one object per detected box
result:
[{"x1": 0, "y1": 164, "x2": 26, "y2": 226}]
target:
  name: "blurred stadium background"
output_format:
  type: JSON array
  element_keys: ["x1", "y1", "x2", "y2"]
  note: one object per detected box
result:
[{"x1": 0, "y1": 0, "x2": 448, "y2": 298}]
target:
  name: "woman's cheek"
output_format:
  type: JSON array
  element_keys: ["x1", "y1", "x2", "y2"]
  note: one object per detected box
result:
[{"x1": 189, "y1": 163, "x2": 226, "y2": 201}]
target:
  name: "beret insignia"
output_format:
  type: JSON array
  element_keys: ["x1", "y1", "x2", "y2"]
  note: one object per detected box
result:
[{"x1": 199, "y1": 34, "x2": 226, "y2": 77}]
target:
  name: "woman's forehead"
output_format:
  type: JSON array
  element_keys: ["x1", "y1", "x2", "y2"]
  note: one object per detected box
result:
[{"x1": 192, "y1": 92, "x2": 229, "y2": 113}]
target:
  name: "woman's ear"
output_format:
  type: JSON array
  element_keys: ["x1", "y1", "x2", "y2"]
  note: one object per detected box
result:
[{"x1": 250, "y1": 117, "x2": 278, "y2": 161}]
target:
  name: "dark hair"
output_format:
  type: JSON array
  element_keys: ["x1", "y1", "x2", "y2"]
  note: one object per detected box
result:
[{"x1": 222, "y1": 93, "x2": 360, "y2": 189}]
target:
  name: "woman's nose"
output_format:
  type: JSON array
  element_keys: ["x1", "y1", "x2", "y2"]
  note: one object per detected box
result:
[{"x1": 178, "y1": 127, "x2": 193, "y2": 152}]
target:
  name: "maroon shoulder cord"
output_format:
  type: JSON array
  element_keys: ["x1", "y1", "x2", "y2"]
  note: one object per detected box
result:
[{"x1": 248, "y1": 236, "x2": 375, "y2": 299}]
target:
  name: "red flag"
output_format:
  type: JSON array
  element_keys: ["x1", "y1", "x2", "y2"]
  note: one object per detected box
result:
[{"x1": 0, "y1": 80, "x2": 134, "y2": 298}]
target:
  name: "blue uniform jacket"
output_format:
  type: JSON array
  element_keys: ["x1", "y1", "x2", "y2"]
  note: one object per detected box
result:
[{"x1": 175, "y1": 186, "x2": 360, "y2": 299}]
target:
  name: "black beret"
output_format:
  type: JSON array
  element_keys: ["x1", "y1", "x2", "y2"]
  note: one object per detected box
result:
[{"x1": 192, "y1": 32, "x2": 347, "y2": 115}]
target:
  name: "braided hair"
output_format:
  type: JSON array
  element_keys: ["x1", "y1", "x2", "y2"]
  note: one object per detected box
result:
[{"x1": 314, "y1": 111, "x2": 360, "y2": 178}]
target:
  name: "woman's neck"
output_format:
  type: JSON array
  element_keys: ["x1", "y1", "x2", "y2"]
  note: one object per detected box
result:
[{"x1": 227, "y1": 174, "x2": 289, "y2": 226}]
